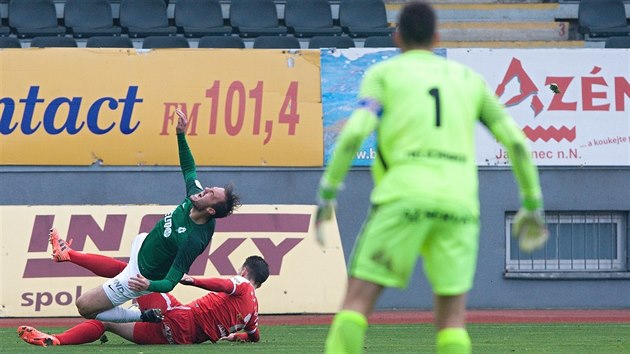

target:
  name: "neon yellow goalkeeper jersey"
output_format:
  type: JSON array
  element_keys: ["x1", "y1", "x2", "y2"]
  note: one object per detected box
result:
[{"x1": 322, "y1": 49, "x2": 542, "y2": 214}]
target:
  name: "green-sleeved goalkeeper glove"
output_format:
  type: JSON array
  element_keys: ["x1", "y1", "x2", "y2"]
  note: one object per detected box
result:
[{"x1": 512, "y1": 208, "x2": 548, "y2": 252}]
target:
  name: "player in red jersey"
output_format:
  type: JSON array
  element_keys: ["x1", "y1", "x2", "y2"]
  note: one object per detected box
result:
[{"x1": 17, "y1": 247, "x2": 269, "y2": 346}]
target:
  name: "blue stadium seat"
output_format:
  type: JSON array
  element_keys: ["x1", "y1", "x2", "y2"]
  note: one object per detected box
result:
[
  {"x1": 197, "y1": 35, "x2": 245, "y2": 48},
  {"x1": 9, "y1": 0, "x2": 67, "y2": 39},
  {"x1": 229, "y1": 0, "x2": 287, "y2": 38},
  {"x1": 284, "y1": 0, "x2": 342, "y2": 38},
  {"x1": 175, "y1": 0, "x2": 232, "y2": 38},
  {"x1": 0, "y1": 37, "x2": 21, "y2": 48},
  {"x1": 338, "y1": 0, "x2": 395, "y2": 38},
  {"x1": 143, "y1": 36, "x2": 190, "y2": 49},
  {"x1": 253, "y1": 36, "x2": 301, "y2": 49},
  {"x1": 30, "y1": 36, "x2": 78, "y2": 48},
  {"x1": 578, "y1": 0, "x2": 630, "y2": 39},
  {"x1": 308, "y1": 36, "x2": 355, "y2": 49},
  {"x1": 64, "y1": 0, "x2": 122, "y2": 38},
  {"x1": 119, "y1": 0, "x2": 177, "y2": 38},
  {"x1": 605, "y1": 36, "x2": 630, "y2": 48},
  {"x1": 363, "y1": 36, "x2": 395, "y2": 48},
  {"x1": 86, "y1": 36, "x2": 134, "y2": 48}
]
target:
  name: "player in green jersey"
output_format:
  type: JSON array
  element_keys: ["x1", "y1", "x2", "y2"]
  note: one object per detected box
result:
[
  {"x1": 315, "y1": 2, "x2": 548, "y2": 353},
  {"x1": 51, "y1": 109, "x2": 241, "y2": 323}
]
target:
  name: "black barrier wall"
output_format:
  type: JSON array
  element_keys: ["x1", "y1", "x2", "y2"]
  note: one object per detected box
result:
[{"x1": 1, "y1": 166, "x2": 629, "y2": 309}]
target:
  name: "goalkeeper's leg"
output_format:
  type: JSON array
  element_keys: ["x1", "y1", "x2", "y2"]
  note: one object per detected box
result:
[
  {"x1": 434, "y1": 294, "x2": 471, "y2": 354},
  {"x1": 325, "y1": 277, "x2": 383, "y2": 354}
]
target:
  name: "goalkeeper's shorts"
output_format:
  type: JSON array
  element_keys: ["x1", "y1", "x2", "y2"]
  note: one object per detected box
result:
[{"x1": 348, "y1": 200, "x2": 479, "y2": 296}]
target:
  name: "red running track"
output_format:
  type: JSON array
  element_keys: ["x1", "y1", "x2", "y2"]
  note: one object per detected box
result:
[{"x1": 2, "y1": 309, "x2": 629, "y2": 328}]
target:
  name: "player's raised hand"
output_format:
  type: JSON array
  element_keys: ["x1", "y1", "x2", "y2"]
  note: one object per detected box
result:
[
  {"x1": 175, "y1": 108, "x2": 189, "y2": 134},
  {"x1": 512, "y1": 208, "x2": 548, "y2": 252}
]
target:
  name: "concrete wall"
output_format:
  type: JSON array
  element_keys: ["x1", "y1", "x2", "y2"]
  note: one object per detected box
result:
[{"x1": 2, "y1": 165, "x2": 629, "y2": 310}]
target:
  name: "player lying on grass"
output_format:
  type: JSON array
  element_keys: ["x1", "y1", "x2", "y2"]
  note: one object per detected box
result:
[
  {"x1": 63, "y1": 108, "x2": 241, "y2": 323},
  {"x1": 17, "y1": 236, "x2": 269, "y2": 346}
]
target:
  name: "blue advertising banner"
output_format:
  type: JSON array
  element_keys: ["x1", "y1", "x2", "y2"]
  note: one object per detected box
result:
[{"x1": 321, "y1": 48, "x2": 447, "y2": 166}]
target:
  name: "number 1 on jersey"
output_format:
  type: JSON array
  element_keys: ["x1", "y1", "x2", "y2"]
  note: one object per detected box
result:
[{"x1": 429, "y1": 88, "x2": 441, "y2": 127}]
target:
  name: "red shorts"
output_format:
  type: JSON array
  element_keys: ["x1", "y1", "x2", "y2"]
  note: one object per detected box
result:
[{"x1": 132, "y1": 293, "x2": 197, "y2": 344}]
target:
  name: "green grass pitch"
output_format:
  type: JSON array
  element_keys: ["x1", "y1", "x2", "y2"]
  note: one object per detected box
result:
[{"x1": 3, "y1": 323, "x2": 630, "y2": 353}]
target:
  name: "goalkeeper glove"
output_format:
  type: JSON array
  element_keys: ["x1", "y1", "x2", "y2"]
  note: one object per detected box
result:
[
  {"x1": 512, "y1": 208, "x2": 548, "y2": 252},
  {"x1": 314, "y1": 179, "x2": 339, "y2": 246}
]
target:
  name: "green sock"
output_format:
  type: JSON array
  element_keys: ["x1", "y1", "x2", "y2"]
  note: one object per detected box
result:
[
  {"x1": 325, "y1": 310, "x2": 368, "y2": 354},
  {"x1": 436, "y1": 327, "x2": 471, "y2": 354}
]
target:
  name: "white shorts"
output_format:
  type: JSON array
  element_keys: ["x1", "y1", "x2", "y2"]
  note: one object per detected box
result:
[{"x1": 102, "y1": 233, "x2": 152, "y2": 306}]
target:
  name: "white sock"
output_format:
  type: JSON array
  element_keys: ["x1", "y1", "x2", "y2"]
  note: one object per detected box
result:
[{"x1": 95, "y1": 306, "x2": 142, "y2": 323}]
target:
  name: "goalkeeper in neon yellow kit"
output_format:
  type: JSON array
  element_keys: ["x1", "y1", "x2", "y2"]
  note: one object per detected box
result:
[{"x1": 315, "y1": 2, "x2": 548, "y2": 353}]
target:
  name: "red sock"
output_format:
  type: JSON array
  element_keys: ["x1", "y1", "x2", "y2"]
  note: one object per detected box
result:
[
  {"x1": 68, "y1": 250, "x2": 127, "y2": 278},
  {"x1": 55, "y1": 320, "x2": 105, "y2": 345}
]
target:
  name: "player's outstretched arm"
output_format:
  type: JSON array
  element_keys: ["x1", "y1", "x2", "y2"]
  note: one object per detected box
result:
[
  {"x1": 316, "y1": 105, "x2": 378, "y2": 245},
  {"x1": 174, "y1": 109, "x2": 198, "y2": 186},
  {"x1": 480, "y1": 89, "x2": 548, "y2": 252}
]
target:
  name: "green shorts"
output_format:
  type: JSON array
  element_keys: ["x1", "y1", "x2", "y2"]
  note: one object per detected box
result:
[{"x1": 349, "y1": 200, "x2": 480, "y2": 296}]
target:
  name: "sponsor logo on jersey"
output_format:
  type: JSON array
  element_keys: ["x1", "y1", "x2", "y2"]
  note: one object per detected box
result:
[
  {"x1": 177, "y1": 227, "x2": 186, "y2": 234},
  {"x1": 163, "y1": 211, "x2": 173, "y2": 238}
]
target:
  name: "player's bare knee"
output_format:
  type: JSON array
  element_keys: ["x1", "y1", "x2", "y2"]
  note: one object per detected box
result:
[{"x1": 75, "y1": 296, "x2": 96, "y2": 318}]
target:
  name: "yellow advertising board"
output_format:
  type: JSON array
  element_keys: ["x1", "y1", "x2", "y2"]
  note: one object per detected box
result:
[
  {"x1": 0, "y1": 204, "x2": 346, "y2": 316},
  {"x1": 0, "y1": 48, "x2": 322, "y2": 166}
]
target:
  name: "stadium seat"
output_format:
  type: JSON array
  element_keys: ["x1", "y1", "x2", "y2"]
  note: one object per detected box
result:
[
  {"x1": 338, "y1": 0, "x2": 395, "y2": 38},
  {"x1": 30, "y1": 36, "x2": 78, "y2": 48},
  {"x1": 253, "y1": 36, "x2": 301, "y2": 49},
  {"x1": 308, "y1": 36, "x2": 355, "y2": 49},
  {"x1": 9, "y1": 0, "x2": 67, "y2": 39},
  {"x1": 64, "y1": 0, "x2": 122, "y2": 38},
  {"x1": 0, "y1": 37, "x2": 21, "y2": 48},
  {"x1": 578, "y1": 0, "x2": 630, "y2": 39},
  {"x1": 605, "y1": 36, "x2": 630, "y2": 48},
  {"x1": 143, "y1": 36, "x2": 190, "y2": 49},
  {"x1": 197, "y1": 35, "x2": 245, "y2": 48},
  {"x1": 0, "y1": 6, "x2": 11, "y2": 37},
  {"x1": 119, "y1": 0, "x2": 178, "y2": 38},
  {"x1": 229, "y1": 0, "x2": 288, "y2": 38},
  {"x1": 284, "y1": 0, "x2": 342, "y2": 38},
  {"x1": 175, "y1": 0, "x2": 232, "y2": 38},
  {"x1": 363, "y1": 36, "x2": 396, "y2": 48},
  {"x1": 86, "y1": 36, "x2": 134, "y2": 48}
]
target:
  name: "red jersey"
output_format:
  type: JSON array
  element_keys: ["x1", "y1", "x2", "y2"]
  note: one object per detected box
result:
[{"x1": 188, "y1": 276, "x2": 260, "y2": 343}]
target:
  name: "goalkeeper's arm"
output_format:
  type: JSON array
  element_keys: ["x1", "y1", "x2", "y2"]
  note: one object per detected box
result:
[{"x1": 480, "y1": 92, "x2": 542, "y2": 210}]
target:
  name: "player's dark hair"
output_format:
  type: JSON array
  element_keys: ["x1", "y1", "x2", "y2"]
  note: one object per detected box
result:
[
  {"x1": 213, "y1": 183, "x2": 241, "y2": 218},
  {"x1": 398, "y1": 1, "x2": 436, "y2": 47},
  {"x1": 243, "y1": 255, "x2": 270, "y2": 287}
]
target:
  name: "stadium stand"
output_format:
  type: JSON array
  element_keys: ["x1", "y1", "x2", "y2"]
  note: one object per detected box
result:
[
  {"x1": 174, "y1": 0, "x2": 232, "y2": 38},
  {"x1": 197, "y1": 35, "x2": 245, "y2": 48},
  {"x1": 578, "y1": 0, "x2": 630, "y2": 40},
  {"x1": 142, "y1": 35, "x2": 190, "y2": 48},
  {"x1": 253, "y1": 35, "x2": 300, "y2": 49},
  {"x1": 119, "y1": 0, "x2": 177, "y2": 38},
  {"x1": 284, "y1": 0, "x2": 342, "y2": 38},
  {"x1": 605, "y1": 36, "x2": 630, "y2": 48},
  {"x1": 8, "y1": 0, "x2": 66, "y2": 39},
  {"x1": 229, "y1": 0, "x2": 288, "y2": 38},
  {"x1": 0, "y1": 36, "x2": 21, "y2": 48},
  {"x1": 30, "y1": 36, "x2": 77, "y2": 47},
  {"x1": 363, "y1": 35, "x2": 395, "y2": 48},
  {"x1": 86, "y1": 36, "x2": 134, "y2": 48},
  {"x1": 64, "y1": 0, "x2": 122, "y2": 38},
  {"x1": 309, "y1": 35, "x2": 355, "y2": 49},
  {"x1": 338, "y1": 0, "x2": 394, "y2": 38},
  {"x1": 0, "y1": 0, "x2": 604, "y2": 48}
]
